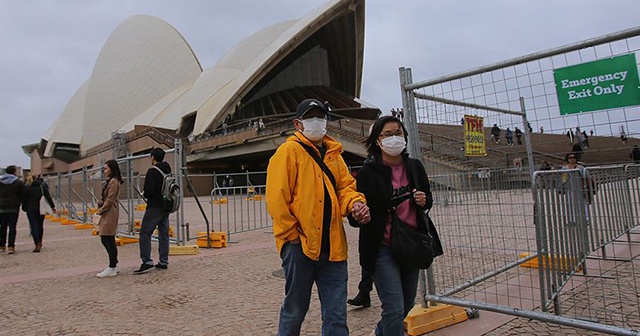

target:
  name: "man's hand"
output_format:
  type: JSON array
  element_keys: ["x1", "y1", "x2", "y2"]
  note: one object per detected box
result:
[{"x1": 351, "y1": 201, "x2": 370, "y2": 224}]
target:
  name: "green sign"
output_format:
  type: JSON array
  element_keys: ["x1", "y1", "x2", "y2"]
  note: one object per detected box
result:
[{"x1": 554, "y1": 53, "x2": 640, "y2": 115}]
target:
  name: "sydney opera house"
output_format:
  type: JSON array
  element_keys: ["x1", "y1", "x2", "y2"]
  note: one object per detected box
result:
[{"x1": 24, "y1": 0, "x2": 379, "y2": 176}]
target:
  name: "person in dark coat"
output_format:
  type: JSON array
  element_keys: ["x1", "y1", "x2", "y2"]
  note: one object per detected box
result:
[
  {"x1": 348, "y1": 116, "x2": 442, "y2": 336},
  {"x1": 490, "y1": 124, "x2": 501, "y2": 144},
  {"x1": 134, "y1": 148, "x2": 172, "y2": 274},
  {"x1": 22, "y1": 174, "x2": 55, "y2": 252},
  {"x1": 515, "y1": 127, "x2": 523, "y2": 145},
  {"x1": 0, "y1": 165, "x2": 24, "y2": 254},
  {"x1": 631, "y1": 145, "x2": 640, "y2": 164}
]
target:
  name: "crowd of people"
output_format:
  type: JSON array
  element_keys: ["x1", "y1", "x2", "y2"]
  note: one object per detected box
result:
[
  {"x1": 0, "y1": 148, "x2": 175, "y2": 280},
  {"x1": 489, "y1": 124, "x2": 527, "y2": 146},
  {"x1": 6, "y1": 101, "x2": 640, "y2": 335},
  {"x1": 0, "y1": 166, "x2": 55, "y2": 254}
]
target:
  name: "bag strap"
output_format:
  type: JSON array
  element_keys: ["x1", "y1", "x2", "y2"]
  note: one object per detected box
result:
[
  {"x1": 389, "y1": 193, "x2": 412, "y2": 210},
  {"x1": 151, "y1": 165, "x2": 167, "y2": 178},
  {"x1": 296, "y1": 141, "x2": 337, "y2": 190}
]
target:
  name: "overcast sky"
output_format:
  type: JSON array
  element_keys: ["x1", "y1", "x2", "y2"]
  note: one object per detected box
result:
[{"x1": 2, "y1": 0, "x2": 640, "y2": 169}]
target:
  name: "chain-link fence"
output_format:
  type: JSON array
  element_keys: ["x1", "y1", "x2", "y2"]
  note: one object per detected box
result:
[{"x1": 400, "y1": 27, "x2": 640, "y2": 335}]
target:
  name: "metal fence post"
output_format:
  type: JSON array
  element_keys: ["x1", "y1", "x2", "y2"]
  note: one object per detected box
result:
[
  {"x1": 175, "y1": 138, "x2": 184, "y2": 246},
  {"x1": 400, "y1": 67, "x2": 435, "y2": 308},
  {"x1": 520, "y1": 97, "x2": 536, "y2": 180},
  {"x1": 126, "y1": 155, "x2": 134, "y2": 235},
  {"x1": 82, "y1": 167, "x2": 88, "y2": 223}
]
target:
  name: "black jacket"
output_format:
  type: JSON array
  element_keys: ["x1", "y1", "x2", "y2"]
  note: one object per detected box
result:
[
  {"x1": 143, "y1": 161, "x2": 171, "y2": 208},
  {"x1": 22, "y1": 180, "x2": 55, "y2": 213},
  {"x1": 0, "y1": 174, "x2": 24, "y2": 212},
  {"x1": 349, "y1": 154, "x2": 442, "y2": 273}
]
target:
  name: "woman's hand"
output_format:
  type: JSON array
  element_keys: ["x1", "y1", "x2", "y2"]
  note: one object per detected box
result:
[
  {"x1": 351, "y1": 201, "x2": 370, "y2": 224},
  {"x1": 413, "y1": 189, "x2": 428, "y2": 207}
]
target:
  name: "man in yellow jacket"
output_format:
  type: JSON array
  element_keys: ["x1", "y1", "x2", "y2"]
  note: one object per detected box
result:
[{"x1": 267, "y1": 99, "x2": 370, "y2": 336}]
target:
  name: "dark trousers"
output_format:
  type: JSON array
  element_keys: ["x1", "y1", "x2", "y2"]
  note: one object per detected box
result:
[
  {"x1": 0, "y1": 212, "x2": 19, "y2": 248},
  {"x1": 100, "y1": 235, "x2": 118, "y2": 268},
  {"x1": 139, "y1": 207, "x2": 170, "y2": 266},
  {"x1": 26, "y1": 211, "x2": 45, "y2": 245},
  {"x1": 358, "y1": 267, "x2": 374, "y2": 294}
]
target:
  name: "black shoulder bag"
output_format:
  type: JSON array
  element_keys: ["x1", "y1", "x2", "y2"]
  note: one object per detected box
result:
[
  {"x1": 296, "y1": 141, "x2": 337, "y2": 190},
  {"x1": 388, "y1": 174, "x2": 437, "y2": 269}
]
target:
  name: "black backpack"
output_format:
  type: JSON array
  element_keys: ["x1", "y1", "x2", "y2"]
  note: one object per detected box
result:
[{"x1": 152, "y1": 166, "x2": 180, "y2": 213}]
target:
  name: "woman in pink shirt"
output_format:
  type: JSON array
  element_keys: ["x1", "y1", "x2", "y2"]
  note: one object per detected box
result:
[{"x1": 349, "y1": 116, "x2": 442, "y2": 336}]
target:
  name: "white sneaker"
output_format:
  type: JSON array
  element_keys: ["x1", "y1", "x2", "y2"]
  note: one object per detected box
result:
[
  {"x1": 115, "y1": 265, "x2": 120, "y2": 273},
  {"x1": 96, "y1": 267, "x2": 118, "y2": 278}
]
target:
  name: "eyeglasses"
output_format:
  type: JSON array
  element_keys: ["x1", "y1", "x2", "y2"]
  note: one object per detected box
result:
[{"x1": 378, "y1": 131, "x2": 404, "y2": 139}]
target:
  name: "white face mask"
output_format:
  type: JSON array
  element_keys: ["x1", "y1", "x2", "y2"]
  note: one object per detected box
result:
[
  {"x1": 379, "y1": 136, "x2": 406, "y2": 156},
  {"x1": 300, "y1": 118, "x2": 327, "y2": 141}
]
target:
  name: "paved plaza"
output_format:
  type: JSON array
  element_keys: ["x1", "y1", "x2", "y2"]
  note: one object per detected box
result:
[{"x1": 0, "y1": 200, "x2": 613, "y2": 336}]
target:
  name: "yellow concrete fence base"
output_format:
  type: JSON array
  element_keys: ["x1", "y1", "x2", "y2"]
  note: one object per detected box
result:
[
  {"x1": 169, "y1": 245, "x2": 200, "y2": 255},
  {"x1": 519, "y1": 252, "x2": 582, "y2": 272},
  {"x1": 404, "y1": 304, "x2": 468, "y2": 336},
  {"x1": 74, "y1": 224, "x2": 94, "y2": 230},
  {"x1": 196, "y1": 231, "x2": 227, "y2": 248},
  {"x1": 212, "y1": 198, "x2": 228, "y2": 204}
]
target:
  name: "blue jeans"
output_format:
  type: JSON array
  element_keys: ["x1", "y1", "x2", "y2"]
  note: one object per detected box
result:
[
  {"x1": 0, "y1": 212, "x2": 19, "y2": 248},
  {"x1": 26, "y1": 211, "x2": 45, "y2": 245},
  {"x1": 139, "y1": 207, "x2": 169, "y2": 265},
  {"x1": 373, "y1": 245, "x2": 420, "y2": 336},
  {"x1": 278, "y1": 242, "x2": 348, "y2": 336}
]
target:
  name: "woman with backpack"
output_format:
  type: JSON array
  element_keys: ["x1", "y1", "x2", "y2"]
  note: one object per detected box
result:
[{"x1": 95, "y1": 159, "x2": 123, "y2": 278}]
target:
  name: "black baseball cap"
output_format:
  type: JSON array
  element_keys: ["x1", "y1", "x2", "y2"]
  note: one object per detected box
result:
[{"x1": 295, "y1": 99, "x2": 329, "y2": 119}]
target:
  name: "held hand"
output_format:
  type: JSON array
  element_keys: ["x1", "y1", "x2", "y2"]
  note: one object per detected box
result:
[
  {"x1": 413, "y1": 189, "x2": 428, "y2": 207},
  {"x1": 351, "y1": 201, "x2": 371, "y2": 224}
]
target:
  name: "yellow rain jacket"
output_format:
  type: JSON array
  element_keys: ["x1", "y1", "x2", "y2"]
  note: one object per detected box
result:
[{"x1": 266, "y1": 132, "x2": 365, "y2": 261}]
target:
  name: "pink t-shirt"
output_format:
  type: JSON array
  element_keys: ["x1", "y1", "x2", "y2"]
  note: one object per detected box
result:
[{"x1": 382, "y1": 160, "x2": 418, "y2": 245}]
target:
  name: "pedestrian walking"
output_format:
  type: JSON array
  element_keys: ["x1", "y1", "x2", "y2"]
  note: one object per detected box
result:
[
  {"x1": 0, "y1": 165, "x2": 24, "y2": 254},
  {"x1": 266, "y1": 98, "x2": 370, "y2": 336},
  {"x1": 134, "y1": 148, "x2": 172, "y2": 274},
  {"x1": 515, "y1": 127, "x2": 523, "y2": 145},
  {"x1": 562, "y1": 153, "x2": 594, "y2": 223},
  {"x1": 491, "y1": 124, "x2": 501, "y2": 144},
  {"x1": 95, "y1": 160, "x2": 123, "y2": 277},
  {"x1": 621, "y1": 131, "x2": 628, "y2": 144},
  {"x1": 505, "y1": 128, "x2": 514, "y2": 146},
  {"x1": 582, "y1": 131, "x2": 590, "y2": 148},
  {"x1": 348, "y1": 115, "x2": 442, "y2": 336},
  {"x1": 22, "y1": 174, "x2": 55, "y2": 252}
]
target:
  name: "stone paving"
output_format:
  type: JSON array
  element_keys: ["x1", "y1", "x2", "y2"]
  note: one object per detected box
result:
[{"x1": 0, "y1": 204, "x2": 617, "y2": 336}]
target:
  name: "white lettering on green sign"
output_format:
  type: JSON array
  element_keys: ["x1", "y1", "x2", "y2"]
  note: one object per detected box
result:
[{"x1": 553, "y1": 54, "x2": 640, "y2": 115}]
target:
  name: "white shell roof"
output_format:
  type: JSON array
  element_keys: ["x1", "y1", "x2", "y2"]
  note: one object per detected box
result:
[
  {"x1": 162, "y1": 19, "x2": 296, "y2": 130},
  {"x1": 43, "y1": 80, "x2": 88, "y2": 157},
  {"x1": 43, "y1": 0, "x2": 362, "y2": 155},
  {"x1": 81, "y1": 15, "x2": 201, "y2": 151},
  {"x1": 191, "y1": 0, "x2": 350, "y2": 134}
]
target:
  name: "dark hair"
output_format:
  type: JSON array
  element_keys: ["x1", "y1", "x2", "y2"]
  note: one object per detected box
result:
[
  {"x1": 565, "y1": 153, "x2": 577, "y2": 162},
  {"x1": 364, "y1": 115, "x2": 408, "y2": 156},
  {"x1": 105, "y1": 160, "x2": 124, "y2": 184},
  {"x1": 5, "y1": 165, "x2": 16, "y2": 175},
  {"x1": 150, "y1": 148, "x2": 165, "y2": 162}
]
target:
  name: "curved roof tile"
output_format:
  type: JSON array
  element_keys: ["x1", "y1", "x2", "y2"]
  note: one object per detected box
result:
[{"x1": 81, "y1": 15, "x2": 201, "y2": 150}]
